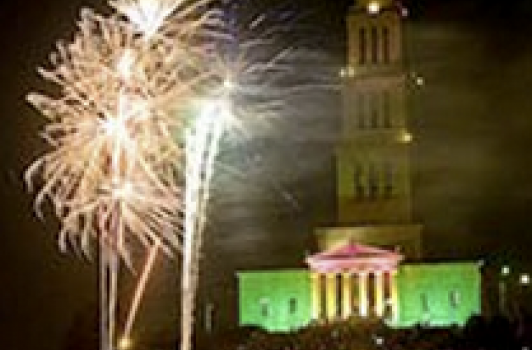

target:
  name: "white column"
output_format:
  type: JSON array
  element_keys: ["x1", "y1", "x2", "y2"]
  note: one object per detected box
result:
[
  {"x1": 358, "y1": 272, "x2": 369, "y2": 317},
  {"x1": 341, "y1": 272, "x2": 353, "y2": 319},
  {"x1": 374, "y1": 271, "x2": 385, "y2": 317},
  {"x1": 326, "y1": 273, "x2": 337, "y2": 320},
  {"x1": 325, "y1": 273, "x2": 337, "y2": 320},
  {"x1": 311, "y1": 272, "x2": 321, "y2": 320}
]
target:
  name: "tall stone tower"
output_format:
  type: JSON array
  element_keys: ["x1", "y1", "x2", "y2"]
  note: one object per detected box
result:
[{"x1": 317, "y1": 0, "x2": 422, "y2": 259}]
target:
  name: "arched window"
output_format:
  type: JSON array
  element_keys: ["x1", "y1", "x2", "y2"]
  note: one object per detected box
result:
[
  {"x1": 371, "y1": 26, "x2": 379, "y2": 63},
  {"x1": 382, "y1": 27, "x2": 390, "y2": 63},
  {"x1": 354, "y1": 163, "x2": 365, "y2": 199},
  {"x1": 359, "y1": 27, "x2": 367, "y2": 65},
  {"x1": 383, "y1": 162, "x2": 394, "y2": 197},
  {"x1": 368, "y1": 162, "x2": 379, "y2": 199}
]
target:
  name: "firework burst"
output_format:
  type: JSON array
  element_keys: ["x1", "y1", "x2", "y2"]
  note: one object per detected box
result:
[
  {"x1": 25, "y1": 1, "x2": 227, "y2": 349},
  {"x1": 26, "y1": 1, "x2": 223, "y2": 263},
  {"x1": 26, "y1": 0, "x2": 322, "y2": 349}
]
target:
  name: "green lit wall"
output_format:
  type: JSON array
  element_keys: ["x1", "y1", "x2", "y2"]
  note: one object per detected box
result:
[
  {"x1": 237, "y1": 269, "x2": 312, "y2": 332},
  {"x1": 237, "y1": 263, "x2": 481, "y2": 331},
  {"x1": 397, "y1": 262, "x2": 481, "y2": 327}
]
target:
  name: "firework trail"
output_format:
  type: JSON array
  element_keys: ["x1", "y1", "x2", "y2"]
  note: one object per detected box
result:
[
  {"x1": 25, "y1": 1, "x2": 226, "y2": 349},
  {"x1": 121, "y1": 238, "x2": 160, "y2": 345},
  {"x1": 181, "y1": 96, "x2": 230, "y2": 350},
  {"x1": 26, "y1": 0, "x2": 323, "y2": 349}
]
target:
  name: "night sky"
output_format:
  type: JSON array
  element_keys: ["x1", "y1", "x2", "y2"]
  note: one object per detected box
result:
[{"x1": 3, "y1": 0, "x2": 532, "y2": 349}]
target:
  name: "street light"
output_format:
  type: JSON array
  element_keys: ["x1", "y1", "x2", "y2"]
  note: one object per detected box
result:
[
  {"x1": 520, "y1": 273, "x2": 530, "y2": 286},
  {"x1": 501, "y1": 265, "x2": 510, "y2": 276},
  {"x1": 499, "y1": 265, "x2": 510, "y2": 315}
]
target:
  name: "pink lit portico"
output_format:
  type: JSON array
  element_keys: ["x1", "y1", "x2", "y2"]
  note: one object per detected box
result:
[
  {"x1": 306, "y1": 243, "x2": 403, "y2": 322},
  {"x1": 306, "y1": 243, "x2": 403, "y2": 274}
]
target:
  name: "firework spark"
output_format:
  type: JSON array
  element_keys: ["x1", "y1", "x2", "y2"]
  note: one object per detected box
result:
[
  {"x1": 26, "y1": 1, "x2": 225, "y2": 349},
  {"x1": 26, "y1": 0, "x2": 313, "y2": 349}
]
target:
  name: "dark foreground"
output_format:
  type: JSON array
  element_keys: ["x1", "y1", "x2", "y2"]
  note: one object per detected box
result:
[{"x1": 199, "y1": 314, "x2": 532, "y2": 350}]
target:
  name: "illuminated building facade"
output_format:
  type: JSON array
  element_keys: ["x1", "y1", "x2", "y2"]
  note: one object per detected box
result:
[
  {"x1": 238, "y1": 262, "x2": 480, "y2": 331},
  {"x1": 237, "y1": 0, "x2": 481, "y2": 331}
]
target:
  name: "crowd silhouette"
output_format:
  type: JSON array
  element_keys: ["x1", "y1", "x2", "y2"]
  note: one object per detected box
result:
[{"x1": 204, "y1": 313, "x2": 532, "y2": 350}]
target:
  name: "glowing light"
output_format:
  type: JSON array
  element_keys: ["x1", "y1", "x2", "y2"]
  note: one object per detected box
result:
[
  {"x1": 117, "y1": 49, "x2": 136, "y2": 80},
  {"x1": 118, "y1": 336, "x2": 132, "y2": 350},
  {"x1": 367, "y1": 1, "x2": 381, "y2": 15},
  {"x1": 520, "y1": 273, "x2": 530, "y2": 286},
  {"x1": 101, "y1": 116, "x2": 127, "y2": 137},
  {"x1": 399, "y1": 130, "x2": 413, "y2": 143},
  {"x1": 223, "y1": 78, "x2": 236, "y2": 91},
  {"x1": 110, "y1": 0, "x2": 184, "y2": 37},
  {"x1": 374, "y1": 335, "x2": 384, "y2": 346},
  {"x1": 501, "y1": 265, "x2": 510, "y2": 276},
  {"x1": 340, "y1": 66, "x2": 355, "y2": 78},
  {"x1": 112, "y1": 181, "x2": 134, "y2": 199},
  {"x1": 339, "y1": 68, "x2": 346, "y2": 78}
]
